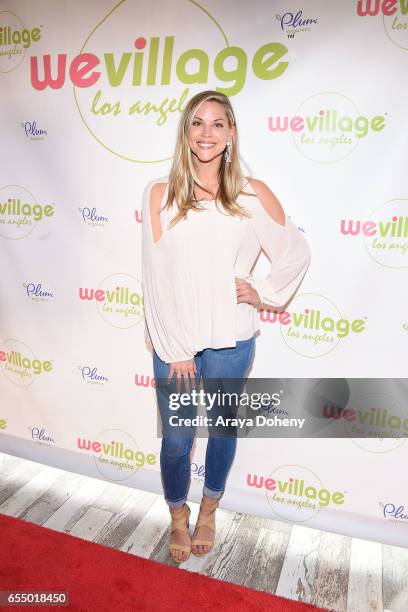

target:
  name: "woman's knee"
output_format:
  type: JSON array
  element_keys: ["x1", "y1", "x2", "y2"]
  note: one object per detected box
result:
[{"x1": 161, "y1": 436, "x2": 193, "y2": 457}]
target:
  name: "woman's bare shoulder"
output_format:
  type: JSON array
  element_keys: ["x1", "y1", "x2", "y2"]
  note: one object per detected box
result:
[
  {"x1": 148, "y1": 179, "x2": 168, "y2": 212},
  {"x1": 245, "y1": 177, "x2": 286, "y2": 226}
]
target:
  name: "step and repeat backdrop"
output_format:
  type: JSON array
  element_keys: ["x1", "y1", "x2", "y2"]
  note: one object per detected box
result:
[{"x1": 1, "y1": 0, "x2": 408, "y2": 547}]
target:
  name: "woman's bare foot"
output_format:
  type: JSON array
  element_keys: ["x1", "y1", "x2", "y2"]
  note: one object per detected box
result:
[
  {"x1": 169, "y1": 503, "x2": 191, "y2": 563},
  {"x1": 191, "y1": 496, "x2": 219, "y2": 556}
]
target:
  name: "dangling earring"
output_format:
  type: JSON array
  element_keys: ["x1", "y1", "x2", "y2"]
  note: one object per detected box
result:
[{"x1": 224, "y1": 137, "x2": 232, "y2": 163}]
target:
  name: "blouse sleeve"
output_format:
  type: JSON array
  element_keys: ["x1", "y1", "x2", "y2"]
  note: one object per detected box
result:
[
  {"x1": 246, "y1": 192, "x2": 311, "y2": 310},
  {"x1": 141, "y1": 178, "x2": 196, "y2": 364}
]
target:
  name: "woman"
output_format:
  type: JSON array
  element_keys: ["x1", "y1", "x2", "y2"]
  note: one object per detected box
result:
[{"x1": 142, "y1": 90, "x2": 311, "y2": 564}]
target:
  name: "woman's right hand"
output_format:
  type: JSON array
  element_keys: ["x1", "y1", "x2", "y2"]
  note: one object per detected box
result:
[{"x1": 166, "y1": 358, "x2": 197, "y2": 395}]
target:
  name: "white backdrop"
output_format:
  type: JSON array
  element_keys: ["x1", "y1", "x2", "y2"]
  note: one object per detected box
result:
[{"x1": 1, "y1": 0, "x2": 408, "y2": 547}]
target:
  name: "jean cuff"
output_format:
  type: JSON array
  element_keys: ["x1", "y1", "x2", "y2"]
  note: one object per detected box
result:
[
  {"x1": 166, "y1": 496, "x2": 188, "y2": 508},
  {"x1": 203, "y1": 484, "x2": 224, "y2": 500}
]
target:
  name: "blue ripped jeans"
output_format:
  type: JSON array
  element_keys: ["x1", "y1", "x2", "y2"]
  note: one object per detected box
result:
[{"x1": 153, "y1": 335, "x2": 255, "y2": 508}]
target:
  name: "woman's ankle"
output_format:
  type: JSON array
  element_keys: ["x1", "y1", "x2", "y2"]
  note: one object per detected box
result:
[
  {"x1": 169, "y1": 501, "x2": 187, "y2": 512},
  {"x1": 203, "y1": 493, "x2": 221, "y2": 502},
  {"x1": 200, "y1": 496, "x2": 220, "y2": 511}
]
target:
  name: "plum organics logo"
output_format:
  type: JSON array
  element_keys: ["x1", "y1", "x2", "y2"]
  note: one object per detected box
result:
[
  {"x1": 380, "y1": 501, "x2": 408, "y2": 522},
  {"x1": 0, "y1": 11, "x2": 42, "y2": 72},
  {"x1": 247, "y1": 464, "x2": 346, "y2": 522},
  {"x1": 78, "y1": 365, "x2": 109, "y2": 385},
  {"x1": 79, "y1": 273, "x2": 144, "y2": 328},
  {"x1": 22, "y1": 120, "x2": 47, "y2": 140},
  {"x1": 191, "y1": 462, "x2": 205, "y2": 481},
  {"x1": 77, "y1": 428, "x2": 157, "y2": 481},
  {"x1": 261, "y1": 293, "x2": 366, "y2": 358},
  {"x1": 0, "y1": 185, "x2": 54, "y2": 240},
  {"x1": 0, "y1": 338, "x2": 53, "y2": 387},
  {"x1": 341, "y1": 199, "x2": 408, "y2": 269},
  {"x1": 23, "y1": 281, "x2": 54, "y2": 302},
  {"x1": 268, "y1": 91, "x2": 386, "y2": 163},
  {"x1": 276, "y1": 10, "x2": 319, "y2": 37},
  {"x1": 78, "y1": 206, "x2": 109, "y2": 227},
  {"x1": 29, "y1": 0, "x2": 289, "y2": 163},
  {"x1": 29, "y1": 426, "x2": 55, "y2": 445}
]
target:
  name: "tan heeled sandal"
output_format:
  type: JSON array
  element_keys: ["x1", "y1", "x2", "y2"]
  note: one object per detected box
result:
[
  {"x1": 191, "y1": 498, "x2": 219, "y2": 557},
  {"x1": 169, "y1": 503, "x2": 191, "y2": 563}
]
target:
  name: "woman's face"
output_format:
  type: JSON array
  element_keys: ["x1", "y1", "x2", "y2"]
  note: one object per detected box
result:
[{"x1": 188, "y1": 100, "x2": 235, "y2": 164}]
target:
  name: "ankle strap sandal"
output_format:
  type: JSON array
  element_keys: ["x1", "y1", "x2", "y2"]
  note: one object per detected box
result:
[
  {"x1": 191, "y1": 498, "x2": 219, "y2": 557},
  {"x1": 169, "y1": 503, "x2": 191, "y2": 564}
]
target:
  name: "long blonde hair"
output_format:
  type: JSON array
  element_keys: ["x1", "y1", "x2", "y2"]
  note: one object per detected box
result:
[{"x1": 165, "y1": 90, "x2": 252, "y2": 228}]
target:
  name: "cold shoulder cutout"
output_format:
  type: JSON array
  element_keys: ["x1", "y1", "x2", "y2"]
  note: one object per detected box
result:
[
  {"x1": 246, "y1": 178, "x2": 286, "y2": 227},
  {"x1": 149, "y1": 182, "x2": 167, "y2": 244},
  {"x1": 141, "y1": 176, "x2": 311, "y2": 364}
]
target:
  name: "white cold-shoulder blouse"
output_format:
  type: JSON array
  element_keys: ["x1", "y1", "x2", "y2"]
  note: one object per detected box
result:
[{"x1": 142, "y1": 176, "x2": 311, "y2": 364}]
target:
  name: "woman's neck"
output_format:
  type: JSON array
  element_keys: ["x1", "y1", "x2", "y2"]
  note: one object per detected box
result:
[{"x1": 194, "y1": 156, "x2": 221, "y2": 189}]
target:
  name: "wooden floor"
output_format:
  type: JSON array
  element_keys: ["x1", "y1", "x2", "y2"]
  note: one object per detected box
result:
[{"x1": 1, "y1": 452, "x2": 407, "y2": 612}]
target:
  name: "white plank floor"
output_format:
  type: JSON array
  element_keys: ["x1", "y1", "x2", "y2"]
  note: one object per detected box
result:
[{"x1": 1, "y1": 451, "x2": 407, "y2": 612}]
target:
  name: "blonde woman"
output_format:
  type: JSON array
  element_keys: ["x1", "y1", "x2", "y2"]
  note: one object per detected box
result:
[{"x1": 142, "y1": 90, "x2": 311, "y2": 564}]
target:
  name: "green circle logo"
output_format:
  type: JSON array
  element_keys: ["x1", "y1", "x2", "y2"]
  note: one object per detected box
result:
[
  {"x1": 73, "y1": 0, "x2": 228, "y2": 163},
  {"x1": 291, "y1": 92, "x2": 384, "y2": 164}
]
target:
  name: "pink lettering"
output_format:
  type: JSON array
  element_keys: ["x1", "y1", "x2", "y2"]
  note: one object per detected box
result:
[
  {"x1": 382, "y1": 0, "x2": 398, "y2": 15},
  {"x1": 264, "y1": 478, "x2": 277, "y2": 491},
  {"x1": 340, "y1": 219, "x2": 361, "y2": 236},
  {"x1": 356, "y1": 0, "x2": 397, "y2": 16},
  {"x1": 362, "y1": 221, "x2": 377, "y2": 236},
  {"x1": 290, "y1": 116, "x2": 304, "y2": 132},
  {"x1": 30, "y1": 54, "x2": 67, "y2": 90},
  {"x1": 268, "y1": 116, "x2": 289, "y2": 132},
  {"x1": 69, "y1": 53, "x2": 101, "y2": 87}
]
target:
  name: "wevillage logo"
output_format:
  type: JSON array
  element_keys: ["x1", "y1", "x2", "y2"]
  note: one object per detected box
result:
[
  {"x1": 247, "y1": 464, "x2": 346, "y2": 522},
  {"x1": 23, "y1": 281, "x2": 54, "y2": 302},
  {"x1": 134, "y1": 373, "x2": 156, "y2": 389},
  {"x1": 379, "y1": 500, "x2": 408, "y2": 522},
  {"x1": 0, "y1": 11, "x2": 42, "y2": 73},
  {"x1": 79, "y1": 206, "x2": 109, "y2": 227},
  {"x1": 276, "y1": 10, "x2": 319, "y2": 38},
  {"x1": 0, "y1": 338, "x2": 53, "y2": 387},
  {"x1": 260, "y1": 292, "x2": 366, "y2": 358},
  {"x1": 29, "y1": 426, "x2": 55, "y2": 445},
  {"x1": 325, "y1": 392, "x2": 407, "y2": 453},
  {"x1": 357, "y1": 0, "x2": 408, "y2": 51},
  {"x1": 340, "y1": 199, "x2": 408, "y2": 269},
  {"x1": 0, "y1": 185, "x2": 55, "y2": 240},
  {"x1": 78, "y1": 365, "x2": 109, "y2": 385},
  {"x1": 268, "y1": 91, "x2": 386, "y2": 163},
  {"x1": 0, "y1": 417, "x2": 7, "y2": 431},
  {"x1": 21, "y1": 120, "x2": 47, "y2": 140},
  {"x1": 77, "y1": 428, "x2": 157, "y2": 482},
  {"x1": 79, "y1": 273, "x2": 144, "y2": 329},
  {"x1": 29, "y1": 0, "x2": 289, "y2": 162}
]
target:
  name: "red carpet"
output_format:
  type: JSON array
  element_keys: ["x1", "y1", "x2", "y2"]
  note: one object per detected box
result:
[{"x1": 0, "y1": 512, "x2": 329, "y2": 611}]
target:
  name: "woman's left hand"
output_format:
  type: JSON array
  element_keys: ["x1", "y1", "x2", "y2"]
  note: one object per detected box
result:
[{"x1": 235, "y1": 277, "x2": 261, "y2": 308}]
